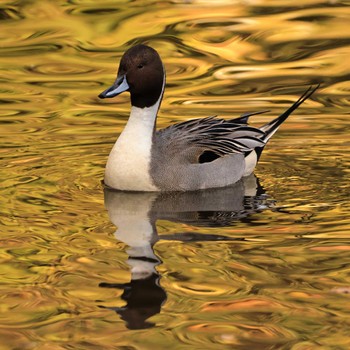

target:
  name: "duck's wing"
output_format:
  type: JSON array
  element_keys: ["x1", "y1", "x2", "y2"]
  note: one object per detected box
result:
[
  {"x1": 156, "y1": 114, "x2": 267, "y2": 163},
  {"x1": 156, "y1": 85, "x2": 318, "y2": 164}
]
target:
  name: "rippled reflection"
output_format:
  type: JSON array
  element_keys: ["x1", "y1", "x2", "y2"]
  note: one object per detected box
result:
[
  {"x1": 102, "y1": 175, "x2": 273, "y2": 329},
  {"x1": 1, "y1": 0, "x2": 350, "y2": 348}
]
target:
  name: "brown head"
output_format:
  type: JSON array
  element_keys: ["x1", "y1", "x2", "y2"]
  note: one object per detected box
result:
[{"x1": 99, "y1": 44, "x2": 165, "y2": 108}]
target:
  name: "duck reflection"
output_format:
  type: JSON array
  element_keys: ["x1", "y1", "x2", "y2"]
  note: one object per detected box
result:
[{"x1": 99, "y1": 174, "x2": 273, "y2": 329}]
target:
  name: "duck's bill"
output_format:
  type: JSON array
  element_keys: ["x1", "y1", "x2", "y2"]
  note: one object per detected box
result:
[{"x1": 99, "y1": 75, "x2": 129, "y2": 99}]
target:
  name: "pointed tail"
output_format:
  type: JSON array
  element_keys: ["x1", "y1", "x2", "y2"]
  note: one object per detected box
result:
[{"x1": 260, "y1": 84, "x2": 319, "y2": 143}]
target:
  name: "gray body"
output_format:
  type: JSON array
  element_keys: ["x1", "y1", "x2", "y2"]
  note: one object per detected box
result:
[{"x1": 150, "y1": 127, "x2": 245, "y2": 191}]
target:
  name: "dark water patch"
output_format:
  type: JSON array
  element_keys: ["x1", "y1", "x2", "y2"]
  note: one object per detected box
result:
[{"x1": 0, "y1": 43, "x2": 63, "y2": 56}]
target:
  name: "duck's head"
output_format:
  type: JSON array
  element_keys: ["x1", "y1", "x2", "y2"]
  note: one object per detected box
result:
[{"x1": 99, "y1": 44, "x2": 165, "y2": 108}]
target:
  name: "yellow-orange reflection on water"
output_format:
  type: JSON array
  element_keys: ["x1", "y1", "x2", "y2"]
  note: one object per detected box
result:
[{"x1": 0, "y1": 0, "x2": 350, "y2": 349}]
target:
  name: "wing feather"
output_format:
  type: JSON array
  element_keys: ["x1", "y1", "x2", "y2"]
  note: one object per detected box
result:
[
  {"x1": 157, "y1": 114, "x2": 267, "y2": 162},
  {"x1": 155, "y1": 86, "x2": 318, "y2": 164}
]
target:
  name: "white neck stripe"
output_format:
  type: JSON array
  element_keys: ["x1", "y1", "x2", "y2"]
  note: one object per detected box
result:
[{"x1": 104, "y1": 74, "x2": 165, "y2": 191}]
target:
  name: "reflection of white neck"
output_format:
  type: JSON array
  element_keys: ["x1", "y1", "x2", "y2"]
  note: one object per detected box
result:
[
  {"x1": 117, "y1": 216, "x2": 156, "y2": 276},
  {"x1": 107, "y1": 192, "x2": 159, "y2": 280},
  {"x1": 115, "y1": 213, "x2": 154, "y2": 256},
  {"x1": 104, "y1": 76, "x2": 165, "y2": 191},
  {"x1": 115, "y1": 217, "x2": 158, "y2": 280}
]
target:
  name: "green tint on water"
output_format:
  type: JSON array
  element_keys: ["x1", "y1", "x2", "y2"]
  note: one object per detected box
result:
[{"x1": 1, "y1": 0, "x2": 350, "y2": 349}]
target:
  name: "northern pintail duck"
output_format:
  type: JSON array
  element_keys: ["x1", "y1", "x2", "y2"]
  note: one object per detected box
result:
[{"x1": 99, "y1": 44, "x2": 318, "y2": 192}]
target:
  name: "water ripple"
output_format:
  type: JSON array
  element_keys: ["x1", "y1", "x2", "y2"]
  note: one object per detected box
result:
[{"x1": 1, "y1": 0, "x2": 350, "y2": 348}]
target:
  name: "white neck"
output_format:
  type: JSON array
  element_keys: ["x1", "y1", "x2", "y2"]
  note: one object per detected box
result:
[{"x1": 104, "y1": 83, "x2": 164, "y2": 191}]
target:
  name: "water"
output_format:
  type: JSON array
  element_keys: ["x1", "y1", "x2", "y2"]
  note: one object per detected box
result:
[{"x1": 1, "y1": 0, "x2": 350, "y2": 349}]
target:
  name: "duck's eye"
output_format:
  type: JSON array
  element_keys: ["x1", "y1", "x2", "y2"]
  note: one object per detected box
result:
[{"x1": 137, "y1": 64, "x2": 144, "y2": 69}]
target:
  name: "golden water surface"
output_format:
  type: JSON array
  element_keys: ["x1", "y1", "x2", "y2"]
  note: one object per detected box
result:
[{"x1": 1, "y1": 0, "x2": 350, "y2": 349}]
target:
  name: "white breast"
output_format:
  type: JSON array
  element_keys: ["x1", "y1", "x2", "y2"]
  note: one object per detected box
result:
[{"x1": 104, "y1": 104, "x2": 160, "y2": 191}]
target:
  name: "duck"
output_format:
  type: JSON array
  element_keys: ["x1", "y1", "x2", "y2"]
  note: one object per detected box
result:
[{"x1": 99, "y1": 44, "x2": 318, "y2": 192}]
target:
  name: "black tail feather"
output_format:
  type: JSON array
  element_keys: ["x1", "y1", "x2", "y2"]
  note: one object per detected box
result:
[{"x1": 260, "y1": 84, "x2": 319, "y2": 142}]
